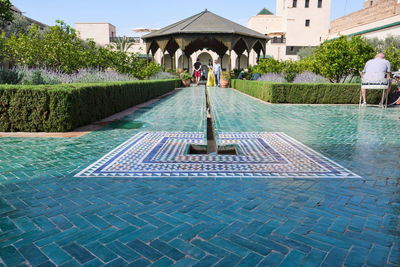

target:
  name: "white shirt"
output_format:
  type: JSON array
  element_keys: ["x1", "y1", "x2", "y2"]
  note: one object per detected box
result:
[
  {"x1": 363, "y1": 57, "x2": 391, "y2": 81},
  {"x1": 213, "y1": 63, "x2": 221, "y2": 74}
]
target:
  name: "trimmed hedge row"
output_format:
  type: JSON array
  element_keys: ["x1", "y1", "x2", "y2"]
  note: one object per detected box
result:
[
  {"x1": 0, "y1": 79, "x2": 180, "y2": 132},
  {"x1": 231, "y1": 79, "x2": 393, "y2": 104}
]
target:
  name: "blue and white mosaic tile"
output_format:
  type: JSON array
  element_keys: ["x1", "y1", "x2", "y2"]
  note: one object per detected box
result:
[{"x1": 75, "y1": 132, "x2": 360, "y2": 178}]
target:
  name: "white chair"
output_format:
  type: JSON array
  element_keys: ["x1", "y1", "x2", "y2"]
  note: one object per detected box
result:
[{"x1": 360, "y1": 72, "x2": 391, "y2": 108}]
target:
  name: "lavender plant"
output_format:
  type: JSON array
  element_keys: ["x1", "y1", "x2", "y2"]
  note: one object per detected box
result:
[
  {"x1": 149, "y1": 71, "x2": 177, "y2": 80},
  {"x1": 13, "y1": 67, "x2": 136, "y2": 84},
  {"x1": 292, "y1": 71, "x2": 328, "y2": 83},
  {"x1": 257, "y1": 73, "x2": 287, "y2": 83}
]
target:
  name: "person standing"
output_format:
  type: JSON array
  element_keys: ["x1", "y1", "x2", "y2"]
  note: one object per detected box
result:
[
  {"x1": 206, "y1": 60, "x2": 215, "y2": 87},
  {"x1": 213, "y1": 59, "x2": 222, "y2": 87},
  {"x1": 193, "y1": 58, "x2": 202, "y2": 86}
]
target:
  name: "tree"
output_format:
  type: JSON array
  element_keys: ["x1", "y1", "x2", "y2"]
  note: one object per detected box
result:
[
  {"x1": 6, "y1": 20, "x2": 162, "y2": 79},
  {"x1": 367, "y1": 35, "x2": 400, "y2": 71},
  {"x1": 111, "y1": 36, "x2": 135, "y2": 53},
  {"x1": 253, "y1": 58, "x2": 282, "y2": 74},
  {"x1": 297, "y1": 46, "x2": 316, "y2": 60},
  {"x1": 253, "y1": 57, "x2": 310, "y2": 82},
  {"x1": 7, "y1": 24, "x2": 45, "y2": 68},
  {"x1": 0, "y1": 0, "x2": 13, "y2": 27},
  {"x1": 3, "y1": 12, "x2": 30, "y2": 37},
  {"x1": 313, "y1": 36, "x2": 375, "y2": 83},
  {"x1": 0, "y1": 32, "x2": 8, "y2": 62},
  {"x1": 367, "y1": 35, "x2": 400, "y2": 51},
  {"x1": 383, "y1": 44, "x2": 400, "y2": 72}
]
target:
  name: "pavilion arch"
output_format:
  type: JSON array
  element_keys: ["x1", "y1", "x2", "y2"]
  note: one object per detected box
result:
[
  {"x1": 251, "y1": 40, "x2": 266, "y2": 62},
  {"x1": 236, "y1": 54, "x2": 248, "y2": 70},
  {"x1": 197, "y1": 52, "x2": 213, "y2": 66},
  {"x1": 161, "y1": 54, "x2": 173, "y2": 70},
  {"x1": 142, "y1": 10, "x2": 269, "y2": 71},
  {"x1": 177, "y1": 54, "x2": 192, "y2": 71}
]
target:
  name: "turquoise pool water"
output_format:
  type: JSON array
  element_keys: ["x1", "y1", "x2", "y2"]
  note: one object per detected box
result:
[{"x1": 0, "y1": 86, "x2": 399, "y2": 266}]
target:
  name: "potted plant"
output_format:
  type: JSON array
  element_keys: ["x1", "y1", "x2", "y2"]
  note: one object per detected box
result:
[
  {"x1": 220, "y1": 71, "x2": 231, "y2": 88},
  {"x1": 180, "y1": 72, "x2": 192, "y2": 87}
]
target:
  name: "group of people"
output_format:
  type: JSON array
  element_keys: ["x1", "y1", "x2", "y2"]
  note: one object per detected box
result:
[{"x1": 193, "y1": 58, "x2": 222, "y2": 86}]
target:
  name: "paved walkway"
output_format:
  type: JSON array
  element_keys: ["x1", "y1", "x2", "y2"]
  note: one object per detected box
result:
[{"x1": 0, "y1": 86, "x2": 399, "y2": 266}]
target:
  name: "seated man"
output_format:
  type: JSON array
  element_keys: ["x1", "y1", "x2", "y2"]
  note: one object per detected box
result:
[
  {"x1": 361, "y1": 52, "x2": 391, "y2": 107},
  {"x1": 237, "y1": 69, "x2": 248, "y2": 80}
]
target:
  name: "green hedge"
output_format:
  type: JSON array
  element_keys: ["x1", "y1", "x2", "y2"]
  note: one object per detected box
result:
[
  {"x1": 231, "y1": 79, "x2": 394, "y2": 104},
  {"x1": 0, "y1": 79, "x2": 180, "y2": 132}
]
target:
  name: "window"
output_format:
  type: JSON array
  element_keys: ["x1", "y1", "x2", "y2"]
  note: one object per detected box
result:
[
  {"x1": 305, "y1": 0, "x2": 309, "y2": 8},
  {"x1": 305, "y1": 19, "x2": 310, "y2": 27},
  {"x1": 292, "y1": 0, "x2": 297, "y2": 7},
  {"x1": 318, "y1": 0, "x2": 323, "y2": 8}
]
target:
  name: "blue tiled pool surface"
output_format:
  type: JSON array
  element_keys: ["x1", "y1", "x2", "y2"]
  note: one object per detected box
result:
[{"x1": 0, "y1": 86, "x2": 399, "y2": 266}]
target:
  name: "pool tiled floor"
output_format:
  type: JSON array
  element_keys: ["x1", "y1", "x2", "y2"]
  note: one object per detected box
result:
[
  {"x1": 75, "y1": 131, "x2": 360, "y2": 179},
  {"x1": 0, "y1": 86, "x2": 399, "y2": 266}
]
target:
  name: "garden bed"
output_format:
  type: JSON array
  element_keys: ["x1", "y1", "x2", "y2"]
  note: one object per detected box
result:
[
  {"x1": 231, "y1": 79, "x2": 393, "y2": 104},
  {"x1": 0, "y1": 79, "x2": 180, "y2": 132}
]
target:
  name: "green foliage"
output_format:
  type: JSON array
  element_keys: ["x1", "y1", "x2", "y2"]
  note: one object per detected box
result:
[
  {"x1": 231, "y1": 79, "x2": 388, "y2": 104},
  {"x1": 221, "y1": 71, "x2": 231, "y2": 81},
  {"x1": 253, "y1": 58, "x2": 281, "y2": 74},
  {"x1": 297, "y1": 46, "x2": 316, "y2": 60},
  {"x1": 111, "y1": 36, "x2": 135, "y2": 53},
  {"x1": 253, "y1": 58, "x2": 308, "y2": 82},
  {"x1": 0, "y1": 68, "x2": 23, "y2": 84},
  {"x1": 0, "y1": 79, "x2": 180, "y2": 132},
  {"x1": 3, "y1": 13, "x2": 31, "y2": 38},
  {"x1": 0, "y1": 32, "x2": 8, "y2": 62},
  {"x1": 313, "y1": 36, "x2": 375, "y2": 83},
  {"x1": 367, "y1": 35, "x2": 400, "y2": 51},
  {"x1": 367, "y1": 35, "x2": 400, "y2": 71},
  {"x1": 6, "y1": 21, "x2": 163, "y2": 79},
  {"x1": 0, "y1": 0, "x2": 13, "y2": 26},
  {"x1": 129, "y1": 59, "x2": 162, "y2": 80},
  {"x1": 24, "y1": 70, "x2": 44, "y2": 85},
  {"x1": 383, "y1": 45, "x2": 400, "y2": 72},
  {"x1": 179, "y1": 72, "x2": 192, "y2": 80}
]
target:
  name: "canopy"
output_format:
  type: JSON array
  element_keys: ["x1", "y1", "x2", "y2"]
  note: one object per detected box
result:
[{"x1": 142, "y1": 9, "x2": 269, "y2": 70}]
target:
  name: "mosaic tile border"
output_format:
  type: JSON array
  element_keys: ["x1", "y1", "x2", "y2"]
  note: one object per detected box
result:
[{"x1": 75, "y1": 132, "x2": 361, "y2": 179}]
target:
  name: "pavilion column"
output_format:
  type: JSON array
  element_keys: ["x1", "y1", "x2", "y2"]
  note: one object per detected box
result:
[
  {"x1": 146, "y1": 52, "x2": 149, "y2": 66},
  {"x1": 238, "y1": 54, "x2": 241, "y2": 70},
  {"x1": 162, "y1": 51, "x2": 165, "y2": 70},
  {"x1": 247, "y1": 50, "x2": 250, "y2": 67},
  {"x1": 228, "y1": 49, "x2": 232, "y2": 72}
]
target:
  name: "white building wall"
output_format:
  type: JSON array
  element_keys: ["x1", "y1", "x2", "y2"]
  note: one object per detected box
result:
[
  {"x1": 284, "y1": 0, "x2": 331, "y2": 47},
  {"x1": 248, "y1": 0, "x2": 331, "y2": 60},
  {"x1": 327, "y1": 14, "x2": 400, "y2": 40},
  {"x1": 75, "y1": 23, "x2": 116, "y2": 46}
]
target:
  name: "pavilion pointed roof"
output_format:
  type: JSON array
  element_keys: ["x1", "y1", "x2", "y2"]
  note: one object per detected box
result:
[
  {"x1": 258, "y1": 8, "x2": 273, "y2": 15},
  {"x1": 142, "y1": 9, "x2": 267, "y2": 40}
]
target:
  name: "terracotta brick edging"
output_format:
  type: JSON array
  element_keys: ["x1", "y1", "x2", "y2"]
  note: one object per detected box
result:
[{"x1": 0, "y1": 88, "x2": 181, "y2": 138}]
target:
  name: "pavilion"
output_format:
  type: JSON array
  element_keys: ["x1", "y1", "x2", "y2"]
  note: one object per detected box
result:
[{"x1": 142, "y1": 9, "x2": 269, "y2": 71}]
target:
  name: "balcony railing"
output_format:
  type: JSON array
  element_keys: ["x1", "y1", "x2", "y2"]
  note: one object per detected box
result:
[
  {"x1": 109, "y1": 37, "x2": 141, "y2": 43},
  {"x1": 270, "y1": 37, "x2": 286, "y2": 44}
]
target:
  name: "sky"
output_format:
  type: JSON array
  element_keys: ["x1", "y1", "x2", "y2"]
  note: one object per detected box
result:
[{"x1": 11, "y1": 0, "x2": 364, "y2": 36}]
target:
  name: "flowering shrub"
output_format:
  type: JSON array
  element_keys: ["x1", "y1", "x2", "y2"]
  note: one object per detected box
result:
[
  {"x1": 257, "y1": 73, "x2": 287, "y2": 83},
  {"x1": 292, "y1": 72, "x2": 328, "y2": 84}
]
